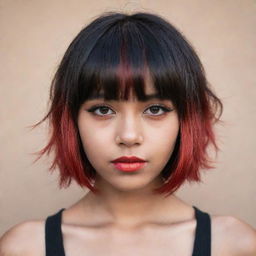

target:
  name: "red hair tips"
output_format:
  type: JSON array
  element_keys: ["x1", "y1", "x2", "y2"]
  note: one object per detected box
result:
[
  {"x1": 32, "y1": 98, "x2": 98, "y2": 193},
  {"x1": 154, "y1": 100, "x2": 219, "y2": 197}
]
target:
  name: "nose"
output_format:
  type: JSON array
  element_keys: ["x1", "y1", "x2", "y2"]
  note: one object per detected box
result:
[{"x1": 115, "y1": 114, "x2": 143, "y2": 147}]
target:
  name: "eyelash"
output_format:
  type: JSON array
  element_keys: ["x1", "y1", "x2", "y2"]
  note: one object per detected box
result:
[{"x1": 86, "y1": 104, "x2": 173, "y2": 117}]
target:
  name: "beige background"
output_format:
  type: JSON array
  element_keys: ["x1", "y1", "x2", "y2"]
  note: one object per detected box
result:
[{"x1": 0, "y1": 0, "x2": 255, "y2": 236}]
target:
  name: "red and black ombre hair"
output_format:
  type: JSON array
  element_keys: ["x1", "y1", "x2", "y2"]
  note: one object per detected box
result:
[{"x1": 33, "y1": 11, "x2": 223, "y2": 197}]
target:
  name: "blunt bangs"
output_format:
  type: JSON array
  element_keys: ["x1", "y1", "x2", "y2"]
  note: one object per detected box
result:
[{"x1": 32, "y1": 11, "x2": 223, "y2": 196}]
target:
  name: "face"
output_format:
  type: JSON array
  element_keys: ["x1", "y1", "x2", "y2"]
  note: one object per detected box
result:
[{"x1": 77, "y1": 83, "x2": 179, "y2": 194}]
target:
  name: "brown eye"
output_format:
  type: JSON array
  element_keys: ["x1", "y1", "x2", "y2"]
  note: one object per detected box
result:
[
  {"x1": 144, "y1": 105, "x2": 172, "y2": 116},
  {"x1": 148, "y1": 106, "x2": 162, "y2": 114},
  {"x1": 87, "y1": 105, "x2": 113, "y2": 116},
  {"x1": 97, "y1": 107, "x2": 111, "y2": 115}
]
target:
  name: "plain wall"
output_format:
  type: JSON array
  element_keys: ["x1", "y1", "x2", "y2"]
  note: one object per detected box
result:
[{"x1": 0, "y1": 0, "x2": 255, "y2": 236}]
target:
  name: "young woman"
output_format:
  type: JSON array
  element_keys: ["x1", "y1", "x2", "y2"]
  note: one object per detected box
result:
[{"x1": 0, "y1": 11, "x2": 256, "y2": 256}]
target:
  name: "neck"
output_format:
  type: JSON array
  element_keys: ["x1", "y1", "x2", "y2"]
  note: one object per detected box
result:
[{"x1": 82, "y1": 176, "x2": 183, "y2": 228}]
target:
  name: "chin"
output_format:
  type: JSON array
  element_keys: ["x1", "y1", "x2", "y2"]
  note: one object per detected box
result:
[{"x1": 109, "y1": 178, "x2": 158, "y2": 193}]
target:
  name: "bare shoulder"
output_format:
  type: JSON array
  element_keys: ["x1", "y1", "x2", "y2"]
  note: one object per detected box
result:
[
  {"x1": 211, "y1": 214, "x2": 256, "y2": 256},
  {"x1": 0, "y1": 220, "x2": 45, "y2": 256}
]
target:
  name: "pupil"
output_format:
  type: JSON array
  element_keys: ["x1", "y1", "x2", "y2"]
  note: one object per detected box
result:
[
  {"x1": 150, "y1": 106, "x2": 159, "y2": 114},
  {"x1": 100, "y1": 107, "x2": 109, "y2": 114}
]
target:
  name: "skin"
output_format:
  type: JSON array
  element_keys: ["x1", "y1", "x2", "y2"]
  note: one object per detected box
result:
[{"x1": 1, "y1": 82, "x2": 256, "y2": 255}]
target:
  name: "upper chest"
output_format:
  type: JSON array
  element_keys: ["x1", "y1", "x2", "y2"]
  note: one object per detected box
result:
[
  {"x1": 32, "y1": 214, "x2": 235, "y2": 256},
  {"x1": 61, "y1": 220, "x2": 197, "y2": 256}
]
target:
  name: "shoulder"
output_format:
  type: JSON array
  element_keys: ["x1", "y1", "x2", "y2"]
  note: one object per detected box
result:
[
  {"x1": 0, "y1": 220, "x2": 45, "y2": 256},
  {"x1": 211, "y1": 214, "x2": 256, "y2": 256}
]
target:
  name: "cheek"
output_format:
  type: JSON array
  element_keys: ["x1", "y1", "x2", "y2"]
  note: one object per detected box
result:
[
  {"x1": 78, "y1": 122, "x2": 110, "y2": 157},
  {"x1": 149, "y1": 122, "x2": 179, "y2": 162},
  {"x1": 151, "y1": 121, "x2": 179, "y2": 146}
]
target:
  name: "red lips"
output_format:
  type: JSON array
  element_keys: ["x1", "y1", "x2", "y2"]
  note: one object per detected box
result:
[
  {"x1": 111, "y1": 156, "x2": 146, "y2": 163},
  {"x1": 111, "y1": 156, "x2": 147, "y2": 172}
]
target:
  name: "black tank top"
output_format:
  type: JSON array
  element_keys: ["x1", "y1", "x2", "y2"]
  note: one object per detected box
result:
[{"x1": 45, "y1": 206, "x2": 211, "y2": 256}]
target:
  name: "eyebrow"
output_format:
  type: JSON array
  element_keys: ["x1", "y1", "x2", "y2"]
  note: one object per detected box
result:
[{"x1": 86, "y1": 93, "x2": 165, "y2": 102}]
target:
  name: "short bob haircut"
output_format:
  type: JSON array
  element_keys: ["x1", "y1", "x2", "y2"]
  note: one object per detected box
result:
[{"x1": 33, "y1": 11, "x2": 222, "y2": 197}]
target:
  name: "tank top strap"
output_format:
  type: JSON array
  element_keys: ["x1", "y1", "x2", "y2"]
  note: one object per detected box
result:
[
  {"x1": 192, "y1": 206, "x2": 211, "y2": 256},
  {"x1": 45, "y1": 208, "x2": 66, "y2": 256}
]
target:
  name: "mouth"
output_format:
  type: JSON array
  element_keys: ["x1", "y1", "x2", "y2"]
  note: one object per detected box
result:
[
  {"x1": 112, "y1": 162, "x2": 147, "y2": 172},
  {"x1": 111, "y1": 156, "x2": 147, "y2": 172},
  {"x1": 111, "y1": 156, "x2": 146, "y2": 163}
]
